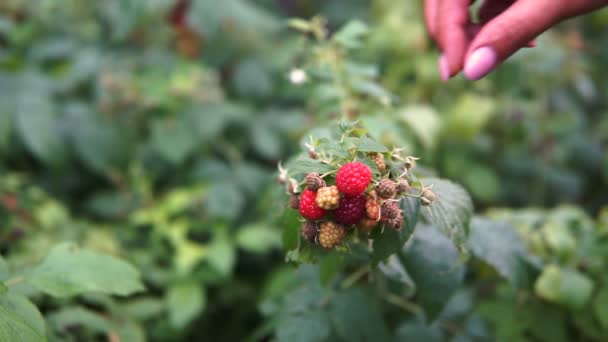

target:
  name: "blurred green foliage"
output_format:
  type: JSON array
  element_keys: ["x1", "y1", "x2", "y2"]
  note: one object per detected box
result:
[{"x1": 1, "y1": 0, "x2": 607, "y2": 341}]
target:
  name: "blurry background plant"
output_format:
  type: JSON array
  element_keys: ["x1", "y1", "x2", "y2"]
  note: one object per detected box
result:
[{"x1": 0, "y1": 0, "x2": 607, "y2": 341}]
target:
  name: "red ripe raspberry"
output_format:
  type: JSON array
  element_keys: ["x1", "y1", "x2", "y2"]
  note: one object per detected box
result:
[
  {"x1": 299, "y1": 189, "x2": 326, "y2": 220},
  {"x1": 336, "y1": 162, "x2": 372, "y2": 197},
  {"x1": 334, "y1": 194, "x2": 366, "y2": 225}
]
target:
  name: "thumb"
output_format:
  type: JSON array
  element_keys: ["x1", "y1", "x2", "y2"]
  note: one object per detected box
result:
[{"x1": 463, "y1": 0, "x2": 563, "y2": 80}]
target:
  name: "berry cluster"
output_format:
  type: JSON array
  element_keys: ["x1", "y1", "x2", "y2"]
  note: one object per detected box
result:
[{"x1": 283, "y1": 147, "x2": 436, "y2": 250}]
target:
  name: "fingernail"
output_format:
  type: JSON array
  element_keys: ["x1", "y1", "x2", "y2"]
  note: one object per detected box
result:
[
  {"x1": 439, "y1": 54, "x2": 450, "y2": 82},
  {"x1": 464, "y1": 46, "x2": 497, "y2": 80},
  {"x1": 526, "y1": 40, "x2": 536, "y2": 48}
]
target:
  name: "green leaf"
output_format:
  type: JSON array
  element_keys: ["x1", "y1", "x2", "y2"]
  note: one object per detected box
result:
[
  {"x1": 400, "y1": 105, "x2": 441, "y2": 149},
  {"x1": 187, "y1": 0, "x2": 279, "y2": 38},
  {"x1": 233, "y1": 59, "x2": 273, "y2": 98},
  {"x1": 166, "y1": 281, "x2": 205, "y2": 329},
  {"x1": 319, "y1": 253, "x2": 342, "y2": 286},
  {"x1": 289, "y1": 158, "x2": 335, "y2": 175},
  {"x1": 276, "y1": 266, "x2": 329, "y2": 341},
  {"x1": 329, "y1": 289, "x2": 391, "y2": 341},
  {"x1": 468, "y1": 218, "x2": 533, "y2": 287},
  {"x1": 372, "y1": 197, "x2": 419, "y2": 264},
  {"x1": 421, "y1": 178, "x2": 473, "y2": 251},
  {"x1": 250, "y1": 121, "x2": 282, "y2": 159},
  {"x1": 66, "y1": 104, "x2": 128, "y2": 175},
  {"x1": 355, "y1": 137, "x2": 388, "y2": 153},
  {"x1": 281, "y1": 210, "x2": 301, "y2": 251},
  {"x1": 401, "y1": 196, "x2": 421, "y2": 234},
  {"x1": 534, "y1": 265, "x2": 593, "y2": 310},
  {"x1": 395, "y1": 318, "x2": 443, "y2": 342},
  {"x1": 151, "y1": 116, "x2": 197, "y2": 165},
  {"x1": 276, "y1": 310, "x2": 330, "y2": 342},
  {"x1": 444, "y1": 94, "x2": 496, "y2": 140},
  {"x1": 207, "y1": 233, "x2": 235, "y2": 276},
  {"x1": 0, "y1": 257, "x2": 9, "y2": 282},
  {"x1": 372, "y1": 229, "x2": 404, "y2": 264},
  {"x1": 26, "y1": 243, "x2": 144, "y2": 298},
  {"x1": 400, "y1": 225, "x2": 465, "y2": 320},
  {"x1": 0, "y1": 112, "x2": 12, "y2": 153},
  {"x1": 121, "y1": 298, "x2": 165, "y2": 321},
  {"x1": 594, "y1": 286, "x2": 608, "y2": 330},
  {"x1": 333, "y1": 20, "x2": 369, "y2": 48},
  {"x1": 16, "y1": 95, "x2": 66, "y2": 166},
  {"x1": 0, "y1": 293, "x2": 45, "y2": 342},
  {"x1": 378, "y1": 255, "x2": 415, "y2": 291},
  {"x1": 205, "y1": 181, "x2": 244, "y2": 221},
  {"x1": 47, "y1": 306, "x2": 111, "y2": 333},
  {"x1": 236, "y1": 224, "x2": 281, "y2": 254}
]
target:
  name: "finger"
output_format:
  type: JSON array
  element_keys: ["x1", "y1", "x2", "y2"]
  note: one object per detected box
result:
[
  {"x1": 464, "y1": 0, "x2": 608, "y2": 80},
  {"x1": 436, "y1": 0, "x2": 472, "y2": 80},
  {"x1": 424, "y1": 0, "x2": 440, "y2": 40},
  {"x1": 463, "y1": 0, "x2": 564, "y2": 80},
  {"x1": 477, "y1": 0, "x2": 516, "y2": 24},
  {"x1": 465, "y1": 24, "x2": 537, "y2": 47}
]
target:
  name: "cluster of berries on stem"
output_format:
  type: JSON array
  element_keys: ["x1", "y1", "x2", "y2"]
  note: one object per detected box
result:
[{"x1": 282, "y1": 146, "x2": 436, "y2": 250}]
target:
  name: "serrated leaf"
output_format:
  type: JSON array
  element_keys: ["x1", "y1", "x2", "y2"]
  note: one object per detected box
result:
[
  {"x1": 421, "y1": 178, "x2": 473, "y2": 250},
  {"x1": 400, "y1": 225, "x2": 465, "y2": 321},
  {"x1": 166, "y1": 281, "x2": 205, "y2": 329},
  {"x1": 356, "y1": 137, "x2": 388, "y2": 153},
  {"x1": 236, "y1": 224, "x2": 281, "y2": 254},
  {"x1": 289, "y1": 158, "x2": 335, "y2": 175},
  {"x1": 0, "y1": 293, "x2": 45, "y2": 342},
  {"x1": 26, "y1": 243, "x2": 144, "y2": 298},
  {"x1": 468, "y1": 218, "x2": 533, "y2": 287},
  {"x1": 276, "y1": 270, "x2": 330, "y2": 342},
  {"x1": 534, "y1": 265, "x2": 593, "y2": 310}
]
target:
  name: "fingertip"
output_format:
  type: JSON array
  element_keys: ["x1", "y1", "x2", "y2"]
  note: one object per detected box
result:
[{"x1": 464, "y1": 46, "x2": 498, "y2": 80}]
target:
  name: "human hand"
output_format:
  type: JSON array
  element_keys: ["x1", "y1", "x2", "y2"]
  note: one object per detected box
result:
[{"x1": 424, "y1": 0, "x2": 608, "y2": 81}]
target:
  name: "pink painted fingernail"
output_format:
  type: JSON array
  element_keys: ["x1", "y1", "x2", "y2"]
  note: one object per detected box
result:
[
  {"x1": 439, "y1": 54, "x2": 450, "y2": 82},
  {"x1": 464, "y1": 46, "x2": 497, "y2": 80}
]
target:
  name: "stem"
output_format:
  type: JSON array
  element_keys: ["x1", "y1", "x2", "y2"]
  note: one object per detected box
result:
[
  {"x1": 5, "y1": 276, "x2": 24, "y2": 287},
  {"x1": 341, "y1": 265, "x2": 370, "y2": 289},
  {"x1": 383, "y1": 293, "x2": 422, "y2": 315}
]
